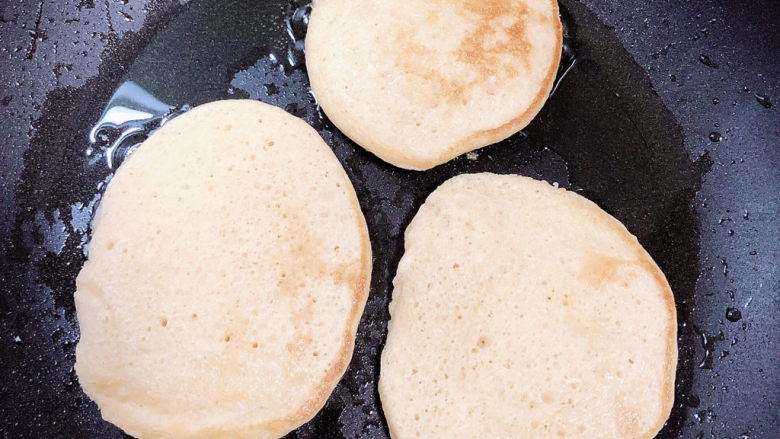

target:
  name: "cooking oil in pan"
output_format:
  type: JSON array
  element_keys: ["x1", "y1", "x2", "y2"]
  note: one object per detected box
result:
[
  {"x1": 87, "y1": 81, "x2": 188, "y2": 170},
  {"x1": 285, "y1": 1, "x2": 310, "y2": 70}
]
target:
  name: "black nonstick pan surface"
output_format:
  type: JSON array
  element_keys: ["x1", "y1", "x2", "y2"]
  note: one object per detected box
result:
[{"x1": 1, "y1": 0, "x2": 778, "y2": 437}]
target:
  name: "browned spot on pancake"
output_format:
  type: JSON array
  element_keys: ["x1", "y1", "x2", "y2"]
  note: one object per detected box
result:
[
  {"x1": 274, "y1": 187, "x2": 371, "y2": 433},
  {"x1": 333, "y1": 261, "x2": 362, "y2": 292},
  {"x1": 456, "y1": 0, "x2": 532, "y2": 75},
  {"x1": 614, "y1": 394, "x2": 642, "y2": 436},
  {"x1": 578, "y1": 253, "x2": 636, "y2": 289},
  {"x1": 394, "y1": 0, "x2": 537, "y2": 104},
  {"x1": 270, "y1": 206, "x2": 359, "y2": 364}
]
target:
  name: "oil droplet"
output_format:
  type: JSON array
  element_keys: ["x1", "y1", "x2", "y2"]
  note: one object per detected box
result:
[
  {"x1": 697, "y1": 329, "x2": 724, "y2": 369},
  {"x1": 725, "y1": 307, "x2": 742, "y2": 322},
  {"x1": 693, "y1": 407, "x2": 717, "y2": 424},
  {"x1": 89, "y1": 81, "x2": 187, "y2": 169},
  {"x1": 549, "y1": 11, "x2": 577, "y2": 97},
  {"x1": 283, "y1": 1, "x2": 310, "y2": 72},
  {"x1": 754, "y1": 93, "x2": 772, "y2": 108},
  {"x1": 708, "y1": 132, "x2": 722, "y2": 142},
  {"x1": 698, "y1": 54, "x2": 719, "y2": 69}
]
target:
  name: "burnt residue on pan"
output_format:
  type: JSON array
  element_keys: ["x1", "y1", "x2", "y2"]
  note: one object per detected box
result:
[{"x1": 1, "y1": 0, "x2": 777, "y2": 438}]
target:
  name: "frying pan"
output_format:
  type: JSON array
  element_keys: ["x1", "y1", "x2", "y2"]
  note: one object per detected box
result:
[{"x1": 0, "y1": 0, "x2": 777, "y2": 437}]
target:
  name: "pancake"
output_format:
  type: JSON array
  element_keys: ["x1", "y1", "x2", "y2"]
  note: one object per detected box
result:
[
  {"x1": 379, "y1": 173, "x2": 677, "y2": 438},
  {"x1": 74, "y1": 100, "x2": 372, "y2": 439},
  {"x1": 305, "y1": 0, "x2": 562, "y2": 170}
]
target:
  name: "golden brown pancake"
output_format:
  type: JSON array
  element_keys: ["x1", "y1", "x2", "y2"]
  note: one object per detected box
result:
[
  {"x1": 306, "y1": 0, "x2": 562, "y2": 170},
  {"x1": 380, "y1": 173, "x2": 677, "y2": 438},
  {"x1": 75, "y1": 100, "x2": 372, "y2": 439}
]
